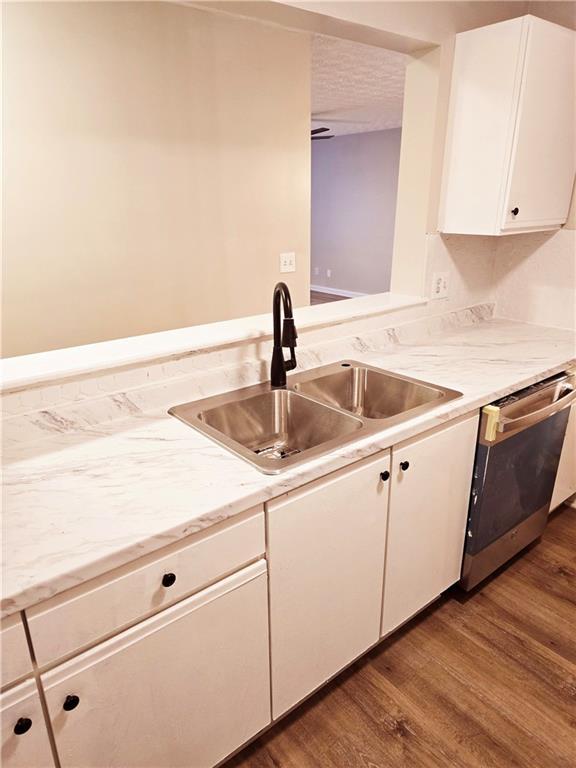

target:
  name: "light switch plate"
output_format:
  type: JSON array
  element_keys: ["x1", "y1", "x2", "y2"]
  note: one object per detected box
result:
[
  {"x1": 280, "y1": 252, "x2": 296, "y2": 273},
  {"x1": 431, "y1": 271, "x2": 449, "y2": 300}
]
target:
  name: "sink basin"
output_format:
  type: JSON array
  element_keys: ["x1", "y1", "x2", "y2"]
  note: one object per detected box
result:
[
  {"x1": 169, "y1": 360, "x2": 462, "y2": 473},
  {"x1": 293, "y1": 362, "x2": 458, "y2": 421},
  {"x1": 169, "y1": 388, "x2": 363, "y2": 474}
]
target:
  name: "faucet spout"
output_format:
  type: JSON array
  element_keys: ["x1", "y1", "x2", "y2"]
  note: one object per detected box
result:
[{"x1": 271, "y1": 282, "x2": 298, "y2": 389}]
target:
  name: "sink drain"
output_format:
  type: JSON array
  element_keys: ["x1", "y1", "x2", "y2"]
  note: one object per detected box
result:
[{"x1": 254, "y1": 444, "x2": 302, "y2": 460}]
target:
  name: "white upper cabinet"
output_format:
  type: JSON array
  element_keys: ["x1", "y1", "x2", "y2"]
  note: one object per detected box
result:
[{"x1": 439, "y1": 15, "x2": 576, "y2": 236}]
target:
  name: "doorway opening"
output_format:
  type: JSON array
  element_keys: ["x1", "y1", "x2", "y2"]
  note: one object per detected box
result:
[{"x1": 310, "y1": 36, "x2": 407, "y2": 306}]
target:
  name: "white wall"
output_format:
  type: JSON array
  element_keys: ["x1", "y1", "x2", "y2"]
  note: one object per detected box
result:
[
  {"x1": 311, "y1": 129, "x2": 401, "y2": 295},
  {"x1": 422, "y1": 228, "x2": 576, "y2": 332},
  {"x1": 2, "y1": 2, "x2": 311, "y2": 357},
  {"x1": 492, "y1": 229, "x2": 576, "y2": 330}
]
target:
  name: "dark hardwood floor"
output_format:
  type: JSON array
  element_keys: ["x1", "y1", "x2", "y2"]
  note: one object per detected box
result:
[
  {"x1": 310, "y1": 290, "x2": 346, "y2": 305},
  {"x1": 227, "y1": 505, "x2": 576, "y2": 768}
]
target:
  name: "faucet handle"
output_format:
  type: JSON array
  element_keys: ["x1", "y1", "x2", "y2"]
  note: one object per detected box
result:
[{"x1": 281, "y1": 318, "x2": 298, "y2": 348}]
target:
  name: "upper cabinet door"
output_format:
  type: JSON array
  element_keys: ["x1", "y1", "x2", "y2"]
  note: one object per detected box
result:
[
  {"x1": 440, "y1": 15, "x2": 576, "y2": 236},
  {"x1": 267, "y1": 452, "x2": 390, "y2": 719},
  {"x1": 503, "y1": 17, "x2": 576, "y2": 232}
]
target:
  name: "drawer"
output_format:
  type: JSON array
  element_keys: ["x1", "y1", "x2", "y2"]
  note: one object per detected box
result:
[
  {"x1": 1, "y1": 615, "x2": 32, "y2": 690},
  {"x1": 27, "y1": 507, "x2": 265, "y2": 667}
]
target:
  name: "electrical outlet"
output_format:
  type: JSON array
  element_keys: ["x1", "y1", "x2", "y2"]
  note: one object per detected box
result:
[
  {"x1": 280, "y1": 252, "x2": 296, "y2": 273},
  {"x1": 431, "y1": 271, "x2": 449, "y2": 300},
  {"x1": 313, "y1": 266, "x2": 320, "y2": 277},
  {"x1": 326, "y1": 268, "x2": 332, "y2": 279}
]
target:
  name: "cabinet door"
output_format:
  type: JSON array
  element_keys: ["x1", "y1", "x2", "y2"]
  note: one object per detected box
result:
[
  {"x1": 1, "y1": 614, "x2": 32, "y2": 689},
  {"x1": 439, "y1": 17, "x2": 527, "y2": 235},
  {"x1": 382, "y1": 415, "x2": 478, "y2": 637},
  {"x1": 42, "y1": 561, "x2": 270, "y2": 768},
  {"x1": 268, "y1": 452, "x2": 390, "y2": 718},
  {"x1": 503, "y1": 17, "x2": 576, "y2": 231},
  {"x1": 551, "y1": 403, "x2": 576, "y2": 511},
  {"x1": 1, "y1": 680, "x2": 55, "y2": 768}
]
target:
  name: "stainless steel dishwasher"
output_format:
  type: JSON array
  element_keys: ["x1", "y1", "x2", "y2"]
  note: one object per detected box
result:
[{"x1": 461, "y1": 370, "x2": 576, "y2": 590}]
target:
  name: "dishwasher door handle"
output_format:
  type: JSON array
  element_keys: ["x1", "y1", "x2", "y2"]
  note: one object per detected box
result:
[{"x1": 499, "y1": 384, "x2": 576, "y2": 433}]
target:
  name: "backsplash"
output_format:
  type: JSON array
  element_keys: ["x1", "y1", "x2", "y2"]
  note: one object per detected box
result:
[
  {"x1": 2, "y1": 303, "x2": 494, "y2": 455},
  {"x1": 426, "y1": 227, "x2": 576, "y2": 332},
  {"x1": 493, "y1": 228, "x2": 576, "y2": 331},
  {"x1": 426, "y1": 233, "x2": 498, "y2": 314}
]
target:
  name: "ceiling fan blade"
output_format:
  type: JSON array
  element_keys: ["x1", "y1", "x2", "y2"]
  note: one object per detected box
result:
[
  {"x1": 311, "y1": 135, "x2": 335, "y2": 140},
  {"x1": 311, "y1": 126, "x2": 330, "y2": 135}
]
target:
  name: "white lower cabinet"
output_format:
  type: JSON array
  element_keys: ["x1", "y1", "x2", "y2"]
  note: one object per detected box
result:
[
  {"x1": 267, "y1": 451, "x2": 391, "y2": 718},
  {"x1": 1, "y1": 615, "x2": 33, "y2": 690},
  {"x1": 16, "y1": 413, "x2": 482, "y2": 767},
  {"x1": 42, "y1": 561, "x2": 270, "y2": 768},
  {"x1": 381, "y1": 414, "x2": 479, "y2": 637},
  {"x1": 1, "y1": 680, "x2": 55, "y2": 768}
]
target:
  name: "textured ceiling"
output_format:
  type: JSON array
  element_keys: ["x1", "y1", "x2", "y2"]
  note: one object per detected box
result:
[{"x1": 311, "y1": 35, "x2": 407, "y2": 136}]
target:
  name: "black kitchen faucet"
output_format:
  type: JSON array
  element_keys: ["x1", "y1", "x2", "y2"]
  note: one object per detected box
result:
[{"x1": 270, "y1": 282, "x2": 298, "y2": 389}]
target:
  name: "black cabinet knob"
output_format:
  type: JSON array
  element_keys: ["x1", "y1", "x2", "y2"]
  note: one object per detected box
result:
[
  {"x1": 400, "y1": 461, "x2": 410, "y2": 472},
  {"x1": 511, "y1": 207, "x2": 519, "y2": 216},
  {"x1": 380, "y1": 471, "x2": 390, "y2": 482},
  {"x1": 63, "y1": 695, "x2": 80, "y2": 712},
  {"x1": 14, "y1": 718, "x2": 32, "y2": 735},
  {"x1": 162, "y1": 572, "x2": 176, "y2": 588}
]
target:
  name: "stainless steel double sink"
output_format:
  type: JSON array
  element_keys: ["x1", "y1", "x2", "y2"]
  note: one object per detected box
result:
[{"x1": 169, "y1": 361, "x2": 462, "y2": 474}]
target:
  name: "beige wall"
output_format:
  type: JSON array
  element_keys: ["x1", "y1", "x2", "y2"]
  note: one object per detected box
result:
[
  {"x1": 288, "y1": 1, "x2": 531, "y2": 44},
  {"x1": 311, "y1": 128, "x2": 402, "y2": 295},
  {"x1": 203, "y1": 1, "x2": 548, "y2": 51},
  {"x1": 390, "y1": 45, "x2": 445, "y2": 296},
  {"x1": 2, "y1": 2, "x2": 311, "y2": 356}
]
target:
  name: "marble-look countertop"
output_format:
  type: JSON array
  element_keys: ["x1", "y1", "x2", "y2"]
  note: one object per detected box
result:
[{"x1": 2, "y1": 317, "x2": 575, "y2": 618}]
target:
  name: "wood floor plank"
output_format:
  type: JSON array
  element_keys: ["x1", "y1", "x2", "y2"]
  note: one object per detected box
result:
[
  {"x1": 406, "y1": 612, "x2": 575, "y2": 764},
  {"x1": 226, "y1": 505, "x2": 576, "y2": 768},
  {"x1": 369, "y1": 628, "x2": 537, "y2": 768},
  {"x1": 477, "y1": 575, "x2": 576, "y2": 663},
  {"x1": 438, "y1": 598, "x2": 576, "y2": 723}
]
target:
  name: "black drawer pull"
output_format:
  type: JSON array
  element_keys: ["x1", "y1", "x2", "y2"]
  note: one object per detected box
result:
[
  {"x1": 511, "y1": 207, "x2": 519, "y2": 216},
  {"x1": 400, "y1": 461, "x2": 410, "y2": 472},
  {"x1": 162, "y1": 572, "x2": 177, "y2": 588},
  {"x1": 380, "y1": 471, "x2": 390, "y2": 482},
  {"x1": 63, "y1": 695, "x2": 80, "y2": 712},
  {"x1": 14, "y1": 718, "x2": 32, "y2": 735}
]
